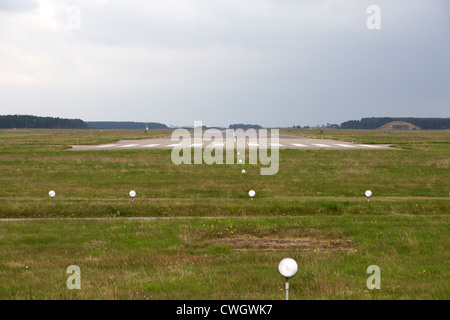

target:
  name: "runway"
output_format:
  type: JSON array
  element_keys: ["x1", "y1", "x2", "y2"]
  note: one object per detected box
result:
[{"x1": 70, "y1": 133, "x2": 394, "y2": 151}]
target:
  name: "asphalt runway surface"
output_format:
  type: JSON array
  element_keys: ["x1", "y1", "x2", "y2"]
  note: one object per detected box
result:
[{"x1": 70, "y1": 133, "x2": 394, "y2": 151}]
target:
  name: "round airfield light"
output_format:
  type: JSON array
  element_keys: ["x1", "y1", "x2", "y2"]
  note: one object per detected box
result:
[
  {"x1": 48, "y1": 190, "x2": 55, "y2": 198},
  {"x1": 278, "y1": 258, "x2": 298, "y2": 278},
  {"x1": 365, "y1": 190, "x2": 372, "y2": 202},
  {"x1": 248, "y1": 190, "x2": 255, "y2": 199},
  {"x1": 278, "y1": 258, "x2": 298, "y2": 300},
  {"x1": 241, "y1": 169, "x2": 246, "y2": 174},
  {"x1": 129, "y1": 190, "x2": 136, "y2": 203}
]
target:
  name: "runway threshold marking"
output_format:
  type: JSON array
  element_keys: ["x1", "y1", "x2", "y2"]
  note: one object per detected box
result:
[
  {"x1": 119, "y1": 144, "x2": 139, "y2": 148},
  {"x1": 312, "y1": 144, "x2": 331, "y2": 148},
  {"x1": 141, "y1": 144, "x2": 160, "y2": 148},
  {"x1": 291, "y1": 143, "x2": 308, "y2": 147},
  {"x1": 335, "y1": 144, "x2": 356, "y2": 148},
  {"x1": 361, "y1": 145, "x2": 380, "y2": 148},
  {"x1": 96, "y1": 144, "x2": 117, "y2": 148}
]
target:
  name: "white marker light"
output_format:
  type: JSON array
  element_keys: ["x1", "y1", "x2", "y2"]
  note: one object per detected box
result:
[
  {"x1": 278, "y1": 258, "x2": 298, "y2": 278},
  {"x1": 49, "y1": 190, "x2": 55, "y2": 198},
  {"x1": 129, "y1": 190, "x2": 136, "y2": 202},
  {"x1": 278, "y1": 258, "x2": 298, "y2": 300},
  {"x1": 365, "y1": 190, "x2": 372, "y2": 201},
  {"x1": 241, "y1": 169, "x2": 246, "y2": 174},
  {"x1": 248, "y1": 190, "x2": 255, "y2": 199}
]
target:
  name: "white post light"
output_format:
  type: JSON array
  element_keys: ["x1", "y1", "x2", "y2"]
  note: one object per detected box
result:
[
  {"x1": 129, "y1": 190, "x2": 136, "y2": 203},
  {"x1": 278, "y1": 258, "x2": 298, "y2": 300},
  {"x1": 48, "y1": 190, "x2": 55, "y2": 199},
  {"x1": 241, "y1": 169, "x2": 246, "y2": 174},
  {"x1": 365, "y1": 190, "x2": 372, "y2": 202},
  {"x1": 248, "y1": 190, "x2": 255, "y2": 200}
]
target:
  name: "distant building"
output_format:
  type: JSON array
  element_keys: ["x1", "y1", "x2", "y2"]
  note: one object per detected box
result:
[{"x1": 378, "y1": 121, "x2": 420, "y2": 130}]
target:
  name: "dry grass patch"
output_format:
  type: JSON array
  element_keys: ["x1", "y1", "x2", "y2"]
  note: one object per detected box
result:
[
  {"x1": 208, "y1": 234, "x2": 354, "y2": 252},
  {"x1": 3, "y1": 261, "x2": 27, "y2": 269}
]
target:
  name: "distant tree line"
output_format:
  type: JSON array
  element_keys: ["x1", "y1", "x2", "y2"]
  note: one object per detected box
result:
[
  {"x1": 340, "y1": 117, "x2": 450, "y2": 130},
  {"x1": 0, "y1": 115, "x2": 87, "y2": 129},
  {"x1": 86, "y1": 121, "x2": 168, "y2": 130},
  {"x1": 293, "y1": 123, "x2": 339, "y2": 129},
  {"x1": 229, "y1": 124, "x2": 262, "y2": 130}
]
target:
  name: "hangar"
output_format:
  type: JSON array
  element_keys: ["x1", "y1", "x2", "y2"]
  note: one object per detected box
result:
[{"x1": 379, "y1": 121, "x2": 421, "y2": 130}]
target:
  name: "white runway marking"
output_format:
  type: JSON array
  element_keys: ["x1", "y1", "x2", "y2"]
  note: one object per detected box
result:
[
  {"x1": 70, "y1": 135, "x2": 393, "y2": 151},
  {"x1": 312, "y1": 144, "x2": 331, "y2": 148},
  {"x1": 291, "y1": 143, "x2": 308, "y2": 147},
  {"x1": 141, "y1": 144, "x2": 160, "y2": 148},
  {"x1": 361, "y1": 145, "x2": 380, "y2": 148},
  {"x1": 96, "y1": 144, "x2": 116, "y2": 148},
  {"x1": 335, "y1": 144, "x2": 356, "y2": 148},
  {"x1": 120, "y1": 144, "x2": 139, "y2": 148}
]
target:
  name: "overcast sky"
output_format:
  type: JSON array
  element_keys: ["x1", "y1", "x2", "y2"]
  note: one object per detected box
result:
[{"x1": 0, "y1": 0, "x2": 449, "y2": 127}]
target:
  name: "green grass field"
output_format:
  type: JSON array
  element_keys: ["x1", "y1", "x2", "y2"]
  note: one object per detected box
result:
[{"x1": 0, "y1": 129, "x2": 448, "y2": 299}]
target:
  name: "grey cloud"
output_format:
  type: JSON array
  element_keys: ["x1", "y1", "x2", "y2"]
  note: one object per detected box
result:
[
  {"x1": 0, "y1": 0, "x2": 37, "y2": 12},
  {"x1": 0, "y1": 0, "x2": 448, "y2": 127}
]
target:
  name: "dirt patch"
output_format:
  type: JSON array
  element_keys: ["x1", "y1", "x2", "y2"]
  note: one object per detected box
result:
[
  {"x1": 3, "y1": 261, "x2": 27, "y2": 268},
  {"x1": 209, "y1": 235, "x2": 354, "y2": 252}
]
